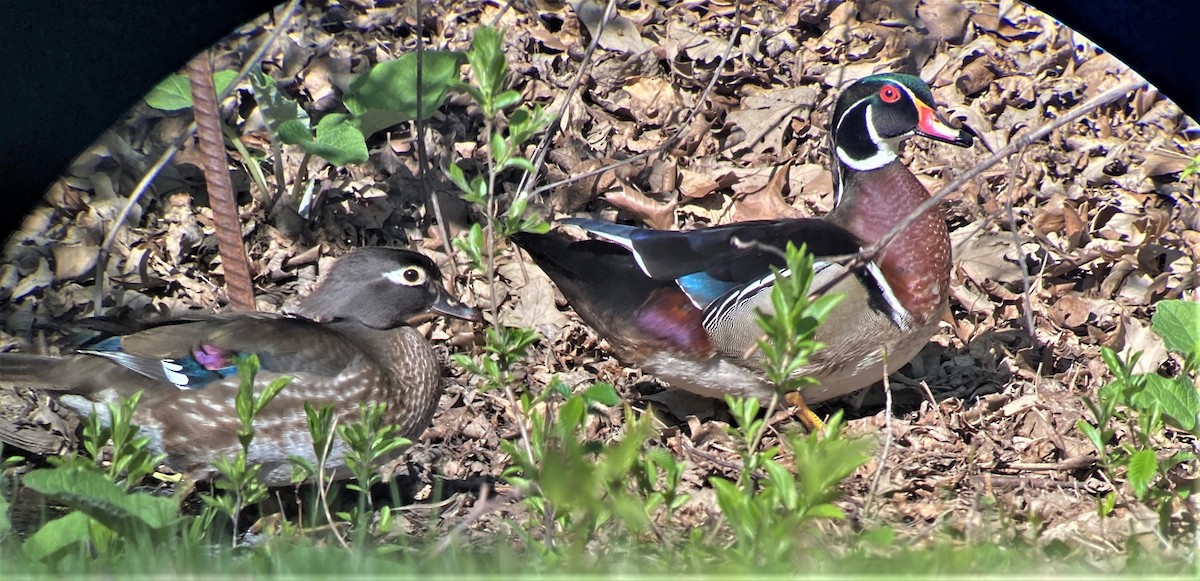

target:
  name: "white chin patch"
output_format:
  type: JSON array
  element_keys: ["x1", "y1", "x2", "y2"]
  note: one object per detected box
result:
[
  {"x1": 836, "y1": 102, "x2": 903, "y2": 172},
  {"x1": 837, "y1": 145, "x2": 896, "y2": 172}
]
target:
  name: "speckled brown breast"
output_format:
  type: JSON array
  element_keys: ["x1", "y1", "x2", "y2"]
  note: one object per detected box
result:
[{"x1": 828, "y1": 160, "x2": 951, "y2": 327}]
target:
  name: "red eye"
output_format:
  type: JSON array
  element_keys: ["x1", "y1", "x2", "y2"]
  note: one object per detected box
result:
[{"x1": 880, "y1": 85, "x2": 901, "y2": 103}]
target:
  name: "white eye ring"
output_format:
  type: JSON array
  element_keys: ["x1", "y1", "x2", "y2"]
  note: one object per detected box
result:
[{"x1": 384, "y1": 266, "x2": 427, "y2": 286}]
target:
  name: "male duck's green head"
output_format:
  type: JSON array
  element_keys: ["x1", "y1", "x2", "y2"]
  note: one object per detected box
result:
[{"x1": 832, "y1": 73, "x2": 973, "y2": 173}]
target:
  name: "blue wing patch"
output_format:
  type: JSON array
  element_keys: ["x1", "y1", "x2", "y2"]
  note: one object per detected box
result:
[{"x1": 79, "y1": 339, "x2": 239, "y2": 390}]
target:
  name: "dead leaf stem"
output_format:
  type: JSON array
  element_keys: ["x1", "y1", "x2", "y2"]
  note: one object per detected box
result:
[
  {"x1": 865, "y1": 350, "x2": 892, "y2": 514},
  {"x1": 1002, "y1": 145, "x2": 1038, "y2": 342},
  {"x1": 412, "y1": 0, "x2": 458, "y2": 276}
]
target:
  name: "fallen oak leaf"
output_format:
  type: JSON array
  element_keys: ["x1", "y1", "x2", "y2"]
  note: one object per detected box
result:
[
  {"x1": 731, "y1": 160, "x2": 804, "y2": 222},
  {"x1": 603, "y1": 180, "x2": 676, "y2": 230},
  {"x1": 571, "y1": 0, "x2": 654, "y2": 55}
]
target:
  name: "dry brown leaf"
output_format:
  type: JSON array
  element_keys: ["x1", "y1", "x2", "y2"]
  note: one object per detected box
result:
[
  {"x1": 917, "y1": 0, "x2": 969, "y2": 43},
  {"x1": 726, "y1": 86, "x2": 820, "y2": 155},
  {"x1": 677, "y1": 168, "x2": 720, "y2": 200},
  {"x1": 1048, "y1": 294, "x2": 1094, "y2": 330},
  {"x1": 622, "y1": 77, "x2": 682, "y2": 126},
  {"x1": 11, "y1": 258, "x2": 52, "y2": 300},
  {"x1": 731, "y1": 161, "x2": 803, "y2": 222},
  {"x1": 1141, "y1": 150, "x2": 1194, "y2": 177},
  {"x1": 51, "y1": 245, "x2": 99, "y2": 281},
  {"x1": 571, "y1": 0, "x2": 653, "y2": 54},
  {"x1": 663, "y1": 20, "x2": 735, "y2": 63},
  {"x1": 790, "y1": 163, "x2": 834, "y2": 214},
  {"x1": 952, "y1": 230, "x2": 1025, "y2": 287},
  {"x1": 603, "y1": 181, "x2": 676, "y2": 230},
  {"x1": 499, "y1": 260, "x2": 570, "y2": 337},
  {"x1": 956, "y1": 59, "x2": 995, "y2": 97},
  {"x1": 1121, "y1": 315, "x2": 1169, "y2": 375}
]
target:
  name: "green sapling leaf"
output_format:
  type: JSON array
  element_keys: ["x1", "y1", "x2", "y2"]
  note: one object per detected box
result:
[
  {"x1": 145, "y1": 71, "x2": 237, "y2": 111},
  {"x1": 1152, "y1": 299, "x2": 1200, "y2": 358}
]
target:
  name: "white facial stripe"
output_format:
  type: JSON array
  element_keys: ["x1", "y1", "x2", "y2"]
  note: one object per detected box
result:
[
  {"x1": 836, "y1": 102, "x2": 899, "y2": 172},
  {"x1": 893, "y1": 81, "x2": 920, "y2": 105},
  {"x1": 835, "y1": 79, "x2": 930, "y2": 173}
]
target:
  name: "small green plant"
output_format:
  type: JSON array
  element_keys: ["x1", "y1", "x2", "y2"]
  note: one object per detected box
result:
[
  {"x1": 754, "y1": 242, "x2": 845, "y2": 397},
  {"x1": 67, "y1": 391, "x2": 166, "y2": 489},
  {"x1": 289, "y1": 401, "x2": 415, "y2": 543},
  {"x1": 1181, "y1": 154, "x2": 1200, "y2": 181},
  {"x1": 1077, "y1": 299, "x2": 1199, "y2": 532},
  {"x1": 712, "y1": 401, "x2": 868, "y2": 569},
  {"x1": 335, "y1": 402, "x2": 412, "y2": 539},
  {"x1": 15, "y1": 392, "x2": 177, "y2": 566},
  {"x1": 453, "y1": 325, "x2": 541, "y2": 394},
  {"x1": 145, "y1": 49, "x2": 466, "y2": 216},
  {"x1": 199, "y1": 354, "x2": 291, "y2": 545},
  {"x1": 290, "y1": 402, "x2": 337, "y2": 485},
  {"x1": 144, "y1": 71, "x2": 237, "y2": 112},
  {"x1": 0, "y1": 451, "x2": 18, "y2": 541},
  {"x1": 706, "y1": 242, "x2": 866, "y2": 569},
  {"x1": 498, "y1": 377, "x2": 688, "y2": 559},
  {"x1": 447, "y1": 25, "x2": 553, "y2": 275}
]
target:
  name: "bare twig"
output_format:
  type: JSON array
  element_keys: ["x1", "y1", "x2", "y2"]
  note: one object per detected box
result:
[
  {"x1": 1002, "y1": 146, "x2": 1038, "y2": 342},
  {"x1": 431, "y1": 484, "x2": 523, "y2": 555},
  {"x1": 411, "y1": 0, "x2": 458, "y2": 275},
  {"x1": 1001, "y1": 455, "x2": 1098, "y2": 472},
  {"x1": 514, "y1": 0, "x2": 617, "y2": 205},
  {"x1": 975, "y1": 474, "x2": 1093, "y2": 490},
  {"x1": 869, "y1": 80, "x2": 1145, "y2": 266},
  {"x1": 680, "y1": 440, "x2": 767, "y2": 480},
  {"x1": 316, "y1": 415, "x2": 351, "y2": 551},
  {"x1": 918, "y1": 380, "x2": 948, "y2": 426},
  {"x1": 865, "y1": 350, "x2": 893, "y2": 511}
]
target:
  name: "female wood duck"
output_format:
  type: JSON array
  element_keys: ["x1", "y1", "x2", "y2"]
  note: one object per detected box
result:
[
  {"x1": 513, "y1": 73, "x2": 974, "y2": 428},
  {"x1": 0, "y1": 247, "x2": 481, "y2": 485}
]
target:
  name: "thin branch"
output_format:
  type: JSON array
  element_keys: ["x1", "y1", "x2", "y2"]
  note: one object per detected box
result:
[
  {"x1": 317, "y1": 415, "x2": 351, "y2": 551},
  {"x1": 411, "y1": 0, "x2": 458, "y2": 276},
  {"x1": 513, "y1": 0, "x2": 618, "y2": 205},
  {"x1": 867, "y1": 80, "x2": 1145, "y2": 268},
  {"x1": 431, "y1": 484, "x2": 522, "y2": 555},
  {"x1": 1002, "y1": 146, "x2": 1038, "y2": 342},
  {"x1": 865, "y1": 349, "x2": 893, "y2": 511}
]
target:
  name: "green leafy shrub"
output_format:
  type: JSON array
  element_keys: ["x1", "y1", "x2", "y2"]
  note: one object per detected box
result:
[{"x1": 1077, "y1": 299, "x2": 1198, "y2": 531}]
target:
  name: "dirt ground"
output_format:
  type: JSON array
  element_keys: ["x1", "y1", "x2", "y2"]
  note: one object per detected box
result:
[{"x1": 2, "y1": 0, "x2": 1198, "y2": 558}]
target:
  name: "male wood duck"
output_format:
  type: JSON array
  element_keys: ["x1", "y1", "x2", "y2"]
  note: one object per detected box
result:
[
  {"x1": 513, "y1": 73, "x2": 974, "y2": 428},
  {"x1": 0, "y1": 247, "x2": 481, "y2": 485}
]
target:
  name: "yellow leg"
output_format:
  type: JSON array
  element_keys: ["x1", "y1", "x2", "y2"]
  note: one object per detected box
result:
[{"x1": 785, "y1": 391, "x2": 826, "y2": 433}]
